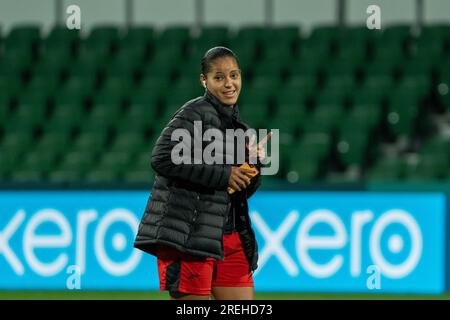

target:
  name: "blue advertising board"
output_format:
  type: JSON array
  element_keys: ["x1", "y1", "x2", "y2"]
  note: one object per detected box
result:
[{"x1": 0, "y1": 191, "x2": 446, "y2": 293}]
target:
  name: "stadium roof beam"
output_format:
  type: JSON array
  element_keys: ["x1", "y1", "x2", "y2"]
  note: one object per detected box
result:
[
  {"x1": 264, "y1": 0, "x2": 274, "y2": 27},
  {"x1": 337, "y1": 0, "x2": 346, "y2": 26},
  {"x1": 125, "y1": 0, "x2": 134, "y2": 30}
]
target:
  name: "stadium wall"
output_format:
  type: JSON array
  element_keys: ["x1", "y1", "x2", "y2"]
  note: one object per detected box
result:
[{"x1": 1, "y1": 0, "x2": 450, "y2": 34}]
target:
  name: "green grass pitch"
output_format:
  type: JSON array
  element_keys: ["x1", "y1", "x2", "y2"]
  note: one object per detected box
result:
[{"x1": 0, "y1": 291, "x2": 449, "y2": 300}]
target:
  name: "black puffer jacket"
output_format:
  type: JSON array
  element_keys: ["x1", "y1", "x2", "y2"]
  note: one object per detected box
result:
[{"x1": 134, "y1": 90, "x2": 261, "y2": 271}]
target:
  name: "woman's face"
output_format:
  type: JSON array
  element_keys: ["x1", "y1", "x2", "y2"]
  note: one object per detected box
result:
[{"x1": 200, "y1": 56, "x2": 241, "y2": 106}]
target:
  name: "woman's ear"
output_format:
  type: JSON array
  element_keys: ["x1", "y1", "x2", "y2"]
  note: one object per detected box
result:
[{"x1": 200, "y1": 75, "x2": 207, "y2": 88}]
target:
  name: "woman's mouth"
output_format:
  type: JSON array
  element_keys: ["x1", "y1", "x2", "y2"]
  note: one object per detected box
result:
[{"x1": 223, "y1": 90, "x2": 236, "y2": 98}]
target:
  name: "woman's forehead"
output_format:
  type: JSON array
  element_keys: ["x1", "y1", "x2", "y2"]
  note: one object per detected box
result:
[{"x1": 209, "y1": 57, "x2": 239, "y2": 73}]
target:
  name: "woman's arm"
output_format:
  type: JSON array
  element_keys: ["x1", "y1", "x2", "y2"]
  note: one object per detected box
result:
[{"x1": 151, "y1": 106, "x2": 232, "y2": 190}]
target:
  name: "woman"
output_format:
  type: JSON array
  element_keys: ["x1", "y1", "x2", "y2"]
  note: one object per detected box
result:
[{"x1": 134, "y1": 46, "x2": 269, "y2": 300}]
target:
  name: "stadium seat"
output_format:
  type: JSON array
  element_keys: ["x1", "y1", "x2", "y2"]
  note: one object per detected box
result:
[
  {"x1": 59, "y1": 151, "x2": 97, "y2": 175},
  {"x1": 366, "y1": 157, "x2": 403, "y2": 181},
  {"x1": 71, "y1": 132, "x2": 108, "y2": 153},
  {"x1": 48, "y1": 169, "x2": 83, "y2": 183},
  {"x1": 336, "y1": 126, "x2": 370, "y2": 167},
  {"x1": 386, "y1": 93, "x2": 420, "y2": 138},
  {"x1": 85, "y1": 169, "x2": 120, "y2": 182},
  {"x1": 109, "y1": 133, "x2": 147, "y2": 153},
  {"x1": 35, "y1": 132, "x2": 72, "y2": 157}
]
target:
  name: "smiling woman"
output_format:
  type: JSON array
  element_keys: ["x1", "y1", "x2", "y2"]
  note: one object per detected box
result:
[
  {"x1": 134, "y1": 46, "x2": 268, "y2": 300},
  {"x1": 199, "y1": 49, "x2": 242, "y2": 106}
]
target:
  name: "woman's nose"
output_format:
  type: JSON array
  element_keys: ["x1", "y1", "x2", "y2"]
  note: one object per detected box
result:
[{"x1": 224, "y1": 77, "x2": 232, "y2": 87}]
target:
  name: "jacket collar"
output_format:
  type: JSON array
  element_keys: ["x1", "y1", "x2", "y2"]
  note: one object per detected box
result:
[{"x1": 204, "y1": 89, "x2": 240, "y2": 121}]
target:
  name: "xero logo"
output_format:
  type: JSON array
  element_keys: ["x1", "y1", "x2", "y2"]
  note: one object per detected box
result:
[
  {"x1": 0, "y1": 208, "x2": 142, "y2": 277},
  {"x1": 251, "y1": 209, "x2": 422, "y2": 279}
]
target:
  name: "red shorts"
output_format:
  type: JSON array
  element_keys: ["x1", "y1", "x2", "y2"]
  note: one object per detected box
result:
[{"x1": 156, "y1": 232, "x2": 254, "y2": 296}]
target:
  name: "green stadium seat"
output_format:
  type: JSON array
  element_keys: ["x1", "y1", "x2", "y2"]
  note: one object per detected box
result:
[
  {"x1": 308, "y1": 25, "x2": 337, "y2": 46},
  {"x1": 348, "y1": 103, "x2": 383, "y2": 131},
  {"x1": 4, "y1": 94, "x2": 47, "y2": 133},
  {"x1": 85, "y1": 169, "x2": 119, "y2": 182},
  {"x1": 44, "y1": 25, "x2": 79, "y2": 46},
  {"x1": 403, "y1": 154, "x2": 447, "y2": 181},
  {"x1": 0, "y1": 49, "x2": 32, "y2": 76},
  {"x1": 260, "y1": 26, "x2": 300, "y2": 49},
  {"x1": 315, "y1": 90, "x2": 347, "y2": 106},
  {"x1": 285, "y1": 74, "x2": 317, "y2": 97},
  {"x1": 400, "y1": 59, "x2": 434, "y2": 79},
  {"x1": 130, "y1": 151, "x2": 151, "y2": 170},
  {"x1": 295, "y1": 132, "x2": 332, "y2": 160},
  {"x1": 48, "y1": 169, "x2": 83, "y2": 183},
  {"x1": 367, "y1": 157, "x2": 403, "y2": 181},
  {"x1": 27, "y1": 74, "x2": 60, "y2": 96},
  {"x1": 137, "y1": 75, "x2": 170, "y2": 95},
  {"x1": 35, "y1": 132, "x2": 72, "y2": 156},
  {"x1": 410, "y1": 38, "x2": 444, "y2": 61},
  {"x1": 141, "y1": 59, "x2": 175, "y2": 79},
  {"x1": 71, "y1": 132, "x2": 107, "y2": 153},
  {"x1": 325, "y1": 59, "x2": 360, "y2": 77},
  {"x1": 68, "y1": 49, "x2": 107, "y2": 77},
  {"x1": 234, "y1": 26, "x2": 266, "y2": 45},
  {"x1": 0, "y1": 93, "x2": 12, "y2": 127},
  {"x1": 276, "y1": 87, "x2": 308, "y2": 106},
  {"x1": 4, "y1": 25, "x2": 40, "y2": 49},
  {"x1": 352, "y1": 87, "x2": 385, "y2": 105},
  {"x1": 117, "y1": 112, "x2": 156, "y2": 134},
  {"x1": 121, "y1": 26, "x2": 155, "y2": 47},
  {"x1": 97, "y1": 151, "x2": 132, "y2": 172},
  {"x1": 20, "y1": 151, "x2": 59, "y2": 174},
  {"x1": 0, "y1": 132, "x2": 33, "y2": 156},
  {"x1": 123, "y1": 169, "x2": 154, "y2": 183},
  {"x1": 364, "y1": 60, "x2": 398, "y2": 78},
  {"x1": 80, "y1": 111, "x2": 120, "y2": 134},
  {"x1": 287, "y1": 157, "x2": 320, "y2": 182},
  {"x1": 287, "y1": 132, "x2": 331, "y2": 181},
  {"x1": 99, "y1": 76, "x2": 133, "y2": 98},
  {"x1": 252, "y1": 60, "x2": 285, "y2": 79},
  {"x1": 227, "y1": 41, "x2": 257, "y2": 66},
  {"x1": 60, "y1": 75, "x2": 96, "y2": 100},
  {"x1": 322, "y1": 74, "x2": 355, "y2": 96},
  {"x1": 302, "y1": 103, "x2": 343, "y2": 135},
  {"x1": 335, "y1": 43, "x2": 367, "y2": 65},
  {"x1": 337, "y1": 26, "x2": 380, "y2": 47},
  {"x1": 270, "y1": 115, "x2": 302, "y2": 137},
  {"x1": 85, "y1": 25, "x2": 120, "y2": 47},
  {"x1": 373, "y1": 42, "x2": 405, "y2": 63},
  {"x1": 362, "y1": 75, "x2": 394, "y2": 95},
  {"x1": 382, "y1": 25, "x2": 412, "y2": 44},
  {"x1": 109, "y1": 133, "x2": 147, "y2": 153},
  {"x1": 387, "y1": 93, "x2": 420, "y2": 138},
  {"x1": 59, "y1": 151, "x2": 97, "y2": 174},
  {"x1": 336, "y1": 126, "x2": 370, "y2": 166},
  {"x1": 0, "y1": 75, "x2": 22, "y2": 97},
  {"x1": 293, "y1": 41, "x2": 329, "y2": 69},
  {"x1": 397, "y1": 75, "x2": 431, "y2": 97},
  {"x1": 91, "y1": 90, "x2": 124, "y2": 111},
  {"x1": 420, "y1": 136, "x2": 450, "y2": 157},
  {"x1": 105, "y1": 48, "x2": 145, "y2": 78},
  {"x1": 157, "y1": 25, "x2": 190, "y2": 45},
  {"x1": 0, "y1": 152, "x2": 18, "y2": 178},
  {"x1": 10, "y1": 170, "x2": 43, "y2": 182}
]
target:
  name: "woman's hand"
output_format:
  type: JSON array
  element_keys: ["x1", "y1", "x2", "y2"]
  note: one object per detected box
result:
[
  {"x1": 228, "y1": 166, "x2": 256, "y2": 192},
  {"x1": 247, "y1": 132, "x2": 272, "y2": 164}
]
